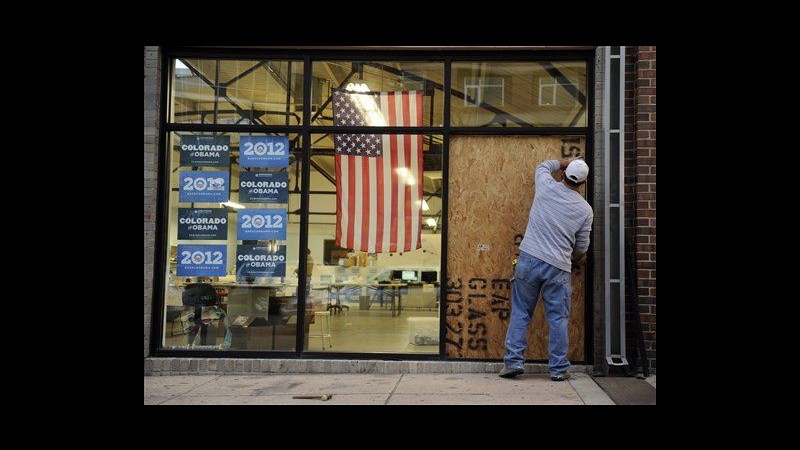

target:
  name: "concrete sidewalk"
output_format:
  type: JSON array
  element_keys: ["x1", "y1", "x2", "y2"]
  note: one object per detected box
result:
[{"x1": 145, "y1": 372, "x2": 627, "y2": 405}]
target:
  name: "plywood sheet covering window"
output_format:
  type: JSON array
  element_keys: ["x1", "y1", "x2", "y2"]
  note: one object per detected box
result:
[{"x1": 446, "y1": 135, "x2": 586, "y2": 360}]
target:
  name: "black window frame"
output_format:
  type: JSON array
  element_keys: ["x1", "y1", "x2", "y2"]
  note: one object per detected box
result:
[{"x1": 151, "y1": 47, "x2": 595, "y2": 364}]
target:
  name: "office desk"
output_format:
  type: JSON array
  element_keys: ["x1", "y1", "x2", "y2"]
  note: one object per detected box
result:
[{"x1": 368, "y1": 283, "x2": 407, "y2": 316}]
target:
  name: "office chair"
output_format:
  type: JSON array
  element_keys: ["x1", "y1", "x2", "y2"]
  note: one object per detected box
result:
[{"x1": 182, "y1": 283, "x2": 221, "y2": 346}]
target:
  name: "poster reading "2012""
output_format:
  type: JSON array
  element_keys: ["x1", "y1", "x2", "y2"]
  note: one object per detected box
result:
[
  {"x1": 176, "y1": 244, "x2": 227, "y2": 276},
  {"x1": 237, "y1": 208, "x2": 287, "y2": 240},
  {"x1": 239, "y1": 136, "x2": 289, "y2": 168},
  {"x1": 179, "y1": 171, "x2": 229, "y2": 203}
]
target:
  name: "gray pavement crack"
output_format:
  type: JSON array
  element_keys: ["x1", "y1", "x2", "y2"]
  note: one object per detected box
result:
[
  {"x1": 384, "y1": 373, "x2": 404, "y2": 405},
  {"x1": 156, "y1": 375, "x2": 222, "y2": 405}
]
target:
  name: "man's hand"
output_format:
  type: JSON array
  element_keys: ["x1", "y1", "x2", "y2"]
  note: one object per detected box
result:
[{"x1": 571, "y1": 251, "x2": 587, "y2": 265}]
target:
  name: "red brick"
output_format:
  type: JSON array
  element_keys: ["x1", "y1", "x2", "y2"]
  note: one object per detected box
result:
[
  {"x1": 640, "y1": 313, "x2": 655, "y2": 322},
  {"x1": 638, "y1": 122, "x2": 656, "y2": 130},
  {"x1": 638, "y1": 69, "x2": 656, "y2": 78},
  {"x1": 638, "y1": 175, "x2": 656, "y2": 183},
  {"x1": 638, "y1": 157, "x2": 656, "y2": 166},
  {"x1": 649, "y1": 287, "x2": 656, "y2": 296},
  {"x1": 635, "y1": 60, "x2": 651, "y2": 70},
  {"x1": 638, "y1": 104, "x2": 656, "y2": 113},
  {"x1": 637, "y1": 87, "x2": 656, "y2": 96},
  {"x1": 637, "y1": 244, "x2": 656, "y2": 253},
  {"x1": 636, "y1": 149, "x2": 651, "y2": 157},
  {"x1": 649, "y1": 200, "x2": 656, "y2": 209},
  {"x1": 638, "y1": 287, "x2": 650, "y2": 296},
  {"x1": 650, "y1": 166, "x2": 656, "y2": 175},
  {"x1": 639, "y1": 139, "x2": 657, "y2": 147},
  {"x1": 636, "y1": 165, "x2": 650, "y2": 175},
  {"x1": 636, "y1": 130, "x2": 650, "y2": 140},
  {"x1": 635, "y1": 78, "x2": 650, "y2": 88}
]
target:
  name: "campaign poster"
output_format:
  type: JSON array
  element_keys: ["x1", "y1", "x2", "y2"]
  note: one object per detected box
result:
[
  {"x1": 179, "y1": 135, "x2": 230, "y2": 167},
  {"x1": 236, "y1": 244, "x2": 286, "y2": 278},
  {"x1": 177, "y1": 208, "x2": 228, "y2": 240},
  {"x1": 237, "y1": 208, "x2": 287, "y2": 241},
  {"x1": 239, "y1": 136, "x2": 289, "y2": 168},
  {"x1": 239, "y1": 171, "x2": 289, "y2": 203},
  {"x1": 176, "y1": 244, "x2": 227, "y2": 276},
  {"x1": 179, "y1": 171, "x2": 229, "y2": 203}
]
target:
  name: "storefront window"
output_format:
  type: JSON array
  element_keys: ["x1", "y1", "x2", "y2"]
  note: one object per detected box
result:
[
  {"x1": 451, "y1": 61, "x2": 587, "y2": 127},
  {"x1": 310, "y1": 61, "x2": 444, "y2": 127},
  {"x1": 306, "y1": 133, "x2": 443, "y2": 353},
  {"x1": 171, "y1": 59, "x2": 304, "y2": 125},
  {"x1": 161, "y1": 131, "x2": 307, "y2": 351}
]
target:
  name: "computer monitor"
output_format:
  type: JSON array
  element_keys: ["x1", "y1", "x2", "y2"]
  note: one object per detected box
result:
[
  {"x1": 401, "y1": 270, "x2": 417, "y2": 281},
  {"x1": 420, "y1": 271, "x2": 437, "y2": 283}
]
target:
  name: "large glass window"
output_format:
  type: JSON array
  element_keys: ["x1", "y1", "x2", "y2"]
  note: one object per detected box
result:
[
  {"x1": 451, "y1": 61, "x2": 587, "y2": 127},
  {"x1": 161, "y1": 131, "x2": 307, "y2": 351},
  {"x1": 171, "y1": 59, "x2": 304, "y2": 125},
  {"x1": 310, "y1": 61, "x2": 444, "y2": 127},
  {"x1": 306, "y1": 133, "x2": 443, "y2": 353}
]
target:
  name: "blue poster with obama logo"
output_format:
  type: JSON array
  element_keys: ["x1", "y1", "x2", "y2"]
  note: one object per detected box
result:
[
  {"x1": 178, "y1": 208, "x2": 228, "y2": 240},
  {"x1": 176, "y1": 244, "x2": 227, "y2": 276},
  {"x1": 179, "y1": 135, "x2": 230, "y2": 167},
  {"x1": 239, "y1": 172, "x2": 289, "y2": 203},
  {"x1": 179, "y1": 171, "x2": 229, "y2": 203},
  {"x1": 236, "y1": 244, "x2": 286, "y2": 278},
  {"x1": 239, "y1": 136, "x2": 289, "y2": 168}
]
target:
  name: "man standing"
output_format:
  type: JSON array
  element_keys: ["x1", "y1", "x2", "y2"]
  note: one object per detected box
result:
[{"x1": 499, "y1": 158, "x2": 593, "y2": 381}]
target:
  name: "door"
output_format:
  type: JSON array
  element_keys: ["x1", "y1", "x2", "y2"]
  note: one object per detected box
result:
[{"x1": 446, "y1": 135, "x2": 587, "y2": 360}]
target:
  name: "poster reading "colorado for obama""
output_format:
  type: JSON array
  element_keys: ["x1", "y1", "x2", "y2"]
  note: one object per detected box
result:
[
  {"x1": 236, "y1": 244, "x2": 286, "y2": 278},
  {"x1": 239, "y1": 171, "x2": 288, "y2": 203},
  {"x1": 179, "y1": 171, "x2": 229, "y2": 203},
  {"x1": 237, "y1": 208, "x2": 287, "y2": 240},
  {"x1": 178, "y1": 208, "x2": 228, "y2": 240},
  {"x1": 179, "y1": 135, "x2": 230, "y2": 167},
  {"x1": 177, "y1": 244, "x2": 227, "y2": 276}
]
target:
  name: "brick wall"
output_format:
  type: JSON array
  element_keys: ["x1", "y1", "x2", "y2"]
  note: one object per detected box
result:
[
  {"x1": 144, "y1": 46, "x2": 161, "y2": 357},
  {"x1": 624, "y1": 46, "x2": 656, "y2": 373}
]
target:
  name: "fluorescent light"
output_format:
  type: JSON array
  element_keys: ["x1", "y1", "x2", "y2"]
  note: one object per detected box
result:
[
  {"x1": 220, "y1": 200, "x2": 245, "y2": 209},
  {"x1": 422, "y1": 200, "x2": 430, "y2": 211},
  {"x1": 175, "y1": 59, "x2": 188, "y2": 70},
  {"x1": 425, "y1": 218, "x2": 437, "y2": 227}
]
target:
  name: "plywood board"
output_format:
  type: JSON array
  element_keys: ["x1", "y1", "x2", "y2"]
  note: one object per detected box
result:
[{"x1": 446, "y1": 135, "x2": 586, "y2": 361}]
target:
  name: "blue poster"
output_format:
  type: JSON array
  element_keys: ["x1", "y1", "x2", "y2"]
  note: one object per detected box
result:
[
  {"x1": 179, "y1": 171, "x2": 229, "y2": 203},
  {"x1": 177, "y1": 244, "x2": 227, "y2": 276},
  {"x1": 239, "y1": 171, "x2": 289, "y2": 203},
  {"x1": 179, "y1": 135, "x2": 230, "y2": 167},
  {"x1": 236, "y1": 244, "x2": 286, "y2": 278},
  {"x1": 237, "y1": 208, "x2": 287, "y2": 240},
  {"x1": 178, "y1": 208, "x2": 229, "y2": 240},
  {"x1": 239, "y1": 136, "x2": 290, "y2": 168}
]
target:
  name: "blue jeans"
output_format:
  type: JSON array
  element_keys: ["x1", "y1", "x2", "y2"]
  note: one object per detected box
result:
[{"x1": 503, "y1": 251, "x2": 572, "y2": 376}]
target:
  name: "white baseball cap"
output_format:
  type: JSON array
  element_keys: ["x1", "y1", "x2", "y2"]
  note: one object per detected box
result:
[{"x1": 565, "y1": 159, "x2": 589, "y2": 183}]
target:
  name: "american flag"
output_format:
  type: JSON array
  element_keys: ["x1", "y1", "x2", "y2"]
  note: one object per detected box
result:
[{"x1": 333, "y1": 89, "x2": 424, "y2": 253}]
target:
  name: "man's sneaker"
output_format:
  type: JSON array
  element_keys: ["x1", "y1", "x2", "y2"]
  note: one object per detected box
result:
[
  {"x1": 499, "y1": 366, "x2": 524, "y2": 378},
  {"x1": 550, "y1": 372, "x2": 571, "y2": 381}
]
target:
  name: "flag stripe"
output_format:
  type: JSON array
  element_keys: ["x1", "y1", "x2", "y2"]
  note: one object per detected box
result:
[
  {"x1": 336, "y1": 154, "x2": 347, "y2": 248},
  {"x1": 347, "y1": 154, "x2": 356, "y2": 250},
  {"x1": 368, "y1": 156, "x2": 378, "y2": 252},
  {"x1": 388, "y1": 92, "x2": 399, "y2": 252},
  {"x1": 360, "y1": 155, "x2": 370, "y2": 252},
  {"x1": 402, "y1": 92, "x2": 413, "y2": 251}
]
